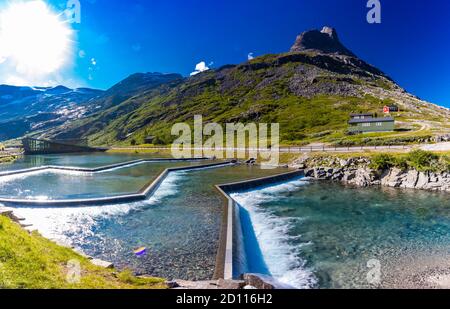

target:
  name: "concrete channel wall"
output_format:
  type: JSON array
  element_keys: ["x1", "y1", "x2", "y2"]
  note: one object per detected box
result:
[
  {"x1": 214, "y1": 169, "x2": 304, "y2": 280},
  {"x1": 1, "y1": 157, "x2": 305, "y2": 282},
  {"x1": 0, "y1": 158, "x2": 209, "y2": 177},
  {"x1": 0, "y1": 158, "x2": 232, "y2": 207}
]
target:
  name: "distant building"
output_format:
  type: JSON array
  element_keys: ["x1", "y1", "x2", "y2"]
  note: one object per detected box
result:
[
  {"x1": 22, "y1": 138, "x2": 106, "y2": 155},
  {"x1": 144, "y1": 136, "x2": 155, "y2": 144},
  {"x1": 348, "y1": 113, "x2": 395, "y2": 134},
  {"x1": 349, "y1": 113, "x2": 373, "y2": 120},
  {"x1": 383, "y1": 105, "x2": 399, "y2": 114}
]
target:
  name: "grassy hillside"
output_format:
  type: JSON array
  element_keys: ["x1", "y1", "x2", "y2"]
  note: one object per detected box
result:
[
  {"x1": 43, "y1": 50, "x2": 450, "y2": 147},
  {"x1": 0, "y1": 143, "x2": 18, "y2": 164},
  {"x1": 0, "y1": 216, "x2": 166, "y2": 289}
]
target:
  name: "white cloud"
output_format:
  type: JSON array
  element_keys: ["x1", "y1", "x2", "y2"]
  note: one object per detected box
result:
[
  {"x1": 2, "y1": 71, "x2": 82, "y2": 88},
  {"x1": 248, "y1": 52, "x2": 254, "y2": 60},
  {"x1": 190, "y1": 61, "x2": 210, "y2": 76},
  {"x1": 4, "y1": 75, "x2": 28, "y2": 86},
  {"x1": 132, "y1": 43, "x2": 142, "y2": 52},
  {"x1": 91, "y1": 58, "x2": 97, "y2": 66}
]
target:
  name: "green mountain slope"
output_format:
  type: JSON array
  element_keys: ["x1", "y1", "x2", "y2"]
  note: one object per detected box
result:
[{"x1": 42, "y1": 27, "x2": 450, "y2": 146}]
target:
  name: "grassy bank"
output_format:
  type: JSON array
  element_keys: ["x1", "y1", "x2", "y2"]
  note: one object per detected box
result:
[
  {"x1": 0, "y1": 155, "x2": 18, "y2": 164},
  {"x1": 0, "y1": 215, "x2": 166, "y2": 289},
  {"x1": 107, "y1": 147, "x2": 172, "y2": 156},
  {"x1": 0, "y1": 143, "x2": 19, "y2": 164},
  {"x1": 369, "y1": 150, "x2": 450, "y2": 172}
]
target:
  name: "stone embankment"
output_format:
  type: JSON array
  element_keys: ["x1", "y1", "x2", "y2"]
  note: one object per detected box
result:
[{"x1": 292, "y1": 156, "x2": 450, "y2": 192}]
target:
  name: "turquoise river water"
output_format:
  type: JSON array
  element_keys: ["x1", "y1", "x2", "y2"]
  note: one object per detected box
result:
[{"x1": 2, "y1": 154, "x2": 449, "y2": 287}]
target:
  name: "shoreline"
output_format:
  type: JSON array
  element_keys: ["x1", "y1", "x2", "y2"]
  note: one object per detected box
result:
[
  {"x1": 0, "y1": 206, "x2": 115, "y2": 268},
  {"x1": 2, "y1": 153, "x2": 449, "y2": 289},
  {"x1": 0, "y1": 210, "x2": 167, "y2": 289},
  {"x1": 288, "y1": 154, "x2": 450, "y2": 193},
  {"x1": 0, "y1": 158, "x2": 242, "y2": 286},
  {"x1": 217, "y1": 166, "x2": 450, "y2": 289}
]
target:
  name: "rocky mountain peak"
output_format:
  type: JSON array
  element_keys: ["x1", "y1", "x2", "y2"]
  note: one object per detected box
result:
[
  {"x1": 290, "y1": 26, "x2": 356, "y2": 57},
  {"x1": 320, "y1": 26, "x2": 338, "y2": 40}
]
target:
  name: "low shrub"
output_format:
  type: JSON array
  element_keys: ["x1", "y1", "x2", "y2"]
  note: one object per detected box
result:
[
  {"x1": 406, "y1": 150, "x2": 439, "y2": 172},
  {"x1": 370, "y1": 153, "x2": 396, "y2": 171},
  {"x1": 393, "y1": 156, "x2": 408, "y2": 170},
  {"x1": 369, "y1": 150, "x2": 444, "y2": 172}
]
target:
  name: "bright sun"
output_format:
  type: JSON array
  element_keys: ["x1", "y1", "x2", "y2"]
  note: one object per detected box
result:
[{"x1": 0, "y1": 0, "x2": 73, "y2": 76}]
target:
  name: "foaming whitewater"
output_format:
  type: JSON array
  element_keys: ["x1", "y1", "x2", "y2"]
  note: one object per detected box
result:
[
  {"x1": 86, "y1": 161, "x2": 147, "y2": 173},
  {"x1": 230, "y1": 178, "x2": 317, "y2": 289},
  {"x1": 12, "y1": 171, "x2": 184, "y2": 248}
]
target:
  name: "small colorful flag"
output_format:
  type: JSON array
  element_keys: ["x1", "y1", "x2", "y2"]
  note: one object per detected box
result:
[{"x1": 134, "y1": 247, "x2": 147, "y2": 257}]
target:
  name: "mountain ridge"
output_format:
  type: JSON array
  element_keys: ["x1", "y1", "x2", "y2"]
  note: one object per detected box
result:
[
  {"x1": 5, "y1": 27, "x2": 450, "y2": 146},
  {"x1": 0, "y1": 73, "x2": 185, "y2": 141},
  {"x1": 290, "y1": 26, "x2": 357, "y2": 58}
]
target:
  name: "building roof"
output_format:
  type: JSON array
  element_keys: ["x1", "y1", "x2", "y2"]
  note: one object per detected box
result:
[
  {"x1": 350, "y1": 113, "x2": 373, "y2": 117},
  {"x1": 348, "y1": 117, "x2": 394, "y2": 124}
]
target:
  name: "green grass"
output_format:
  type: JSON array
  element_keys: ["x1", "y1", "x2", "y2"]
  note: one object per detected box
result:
[
  {"x1": 0, "y1": 155, "x2": 18, "y2": 164},
  {"x1": 0, "y1": 143, "x2": 19, "y2": 164},
  {"x1": 284, "y1": 150, "x2": 450, "y2": 173},
  {"x1": 369, "y1": 150, "x2": 450, "y2": 172},
  {"x1": 0, "y1": 216, "x2": 166, "y2": 289},
  {"x1": 129, "y1": 93, "x2": 401, "y2": 147},
  {"x1": 107, "y1": 148, "x2": 173, "y2": 156},
  {"x1": 99, "y1": 89, "x2": 437, "y2": 147}
]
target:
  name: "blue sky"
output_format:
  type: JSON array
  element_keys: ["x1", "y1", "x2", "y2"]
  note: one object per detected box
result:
[{"x1": 1, "y1": 0, "x2": 450, "y2": 107}]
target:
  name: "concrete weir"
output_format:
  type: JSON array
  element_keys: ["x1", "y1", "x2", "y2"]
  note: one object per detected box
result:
[
  {"x1": 1, "y1": 157, "x2": 305, "y2": 283},
  {"x1": 213, "y1": 169, "x2": 305, "y2": 280},
  {"x1": 0, "y1": 158, "x2": 232, "y2": 207}
]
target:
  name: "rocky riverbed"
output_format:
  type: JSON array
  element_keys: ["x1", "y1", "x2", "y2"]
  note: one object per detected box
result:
[{"x1": 291, "y1": 155, "x2": 450, "y2": 192}]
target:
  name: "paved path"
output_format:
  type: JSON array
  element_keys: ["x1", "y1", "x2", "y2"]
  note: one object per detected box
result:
[
  {"x1": 112, "y1": 145, "x2": 412, "y2": 153},
  {"x1": 420, "y1": 142, "x2": 450, "y2": 152}
]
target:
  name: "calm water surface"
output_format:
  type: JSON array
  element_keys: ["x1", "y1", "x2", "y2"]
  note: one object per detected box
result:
[{"x1": 0, "y1": 154, "x2": 210, "y2": 199}]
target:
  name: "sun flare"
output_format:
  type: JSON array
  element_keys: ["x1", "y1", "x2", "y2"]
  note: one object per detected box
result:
[{"x1": 0, "y1": 0, "x2": 73, "y2": 77}]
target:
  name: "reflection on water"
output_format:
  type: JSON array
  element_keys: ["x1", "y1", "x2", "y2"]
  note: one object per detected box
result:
[
  {"x1": 0, "y1": 152, "x2": 174, "y2": 172},
  {"x1": 0, "y1": 154, "x2": 211, "y2": 199},
  {"x1": 0, "y1": 162, "x2": 185, "y2": 199}
]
